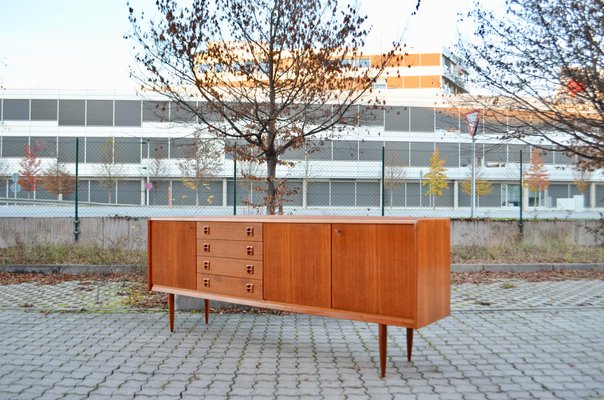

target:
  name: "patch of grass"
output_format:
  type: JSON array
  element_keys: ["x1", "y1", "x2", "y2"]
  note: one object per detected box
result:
[
  {"x1": 452, "y1": 239, "x2": 604, "y2": 264},
  {"x1": 500, "y1": 282, "x2": 516, "y2": 289},
  {"x1": 0, "y1": 242, "x2": 146, "y2": 266}
]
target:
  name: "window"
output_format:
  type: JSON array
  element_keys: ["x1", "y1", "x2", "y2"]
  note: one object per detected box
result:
[
  {"x1": 115, "y1": 100, "x2": 141, "y2": 126},
  {"x1": 59, "y1": 100, "x2": 85, "y2": 126},
  {"x1": 409, "y1": 107, "x2": 434, "y2": 132},
  {"x1": 31, "y1": 100, "x2": 58, "y2": 121},
  {"x1": 3, "y1": 99, "x2": 29, "y2": 120},
  {"x1": 385, "y1": 106, "x2": 409, "y2": 132},
  {"x1": 142, "y1": 101, "x2": 169, "y2": 122},
  {"x1": 86, "y1": 100, "x2": 113, "y2": 126}
]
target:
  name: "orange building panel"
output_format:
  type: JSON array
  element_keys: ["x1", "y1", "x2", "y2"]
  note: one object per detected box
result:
[
  {"x1": 420, "y1": 75, "x2": 441, "y2": 88},
  {"x1": 403, "y1": 54, "x2": 420, "y2": 67},
  {"x1": 420, "y1": 53, "x2": 441, "y2": 66},
  {"x1": 386, "y1": 76, "x2": 403, "y2": 88},
  {"x1": 403, "y1": 76, "x2": 420, "y2": 89}
]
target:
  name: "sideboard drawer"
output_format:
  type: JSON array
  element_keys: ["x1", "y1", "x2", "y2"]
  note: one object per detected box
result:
[
  {"x1": 197, "y1": 239, "x2": 263, "y2": 260},
  {"x1": 197, "y1": 274, "x2": 263, "y2": 300},
  {"x1": 197, "y1": 222, "x2": 263, "y2": 242},
  {"x1": 197, "y1": 257, "x2": 263, "y2": 279}
]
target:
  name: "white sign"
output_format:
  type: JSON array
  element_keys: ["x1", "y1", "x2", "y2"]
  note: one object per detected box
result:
[{"x1": 465, "y1": 110, "x2": 480, "y2": 137}]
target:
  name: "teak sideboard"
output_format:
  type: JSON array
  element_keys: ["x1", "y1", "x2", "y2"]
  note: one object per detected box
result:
[{"x1": 148, "y1": 216, "x2": 450, "y2": 377}]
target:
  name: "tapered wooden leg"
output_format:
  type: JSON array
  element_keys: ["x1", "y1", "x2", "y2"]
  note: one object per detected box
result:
[
  {"x1": 379, "y1": 324, "x2": 387, "y2": 377},
  {"x1": 168, "y1": 293, "x2": 175, "y2": 332},
  {"x1": 204, "y1": 299, "x2": 210, "y2": 325},
  {"x1": 406, "y1": 328, "x2": 414, "y2": 362}
]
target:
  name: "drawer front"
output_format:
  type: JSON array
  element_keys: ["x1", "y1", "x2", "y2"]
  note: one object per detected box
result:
[
  {"x1": 197, "y1": 222, "x2": 262, "y2": 242},
  {"x1": 197, "y1": 257, "x2": 263, "y2": 279},
  {"x1": 197, "y1": 274, "x2": 262, "y2": 300},
  {"x1": 197, "y1": 239, "x2": 263, "y2": 260}
]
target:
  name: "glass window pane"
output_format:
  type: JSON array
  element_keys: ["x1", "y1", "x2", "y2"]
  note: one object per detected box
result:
[
  {"x1": 435, "y1": 108, "x2": 459, "y2": 133},
  {"x1": 226, "y1": 180, "x2": 253, "y2": 206},
  {"x1": 359, "y1": 105, "x2": 384, "y2": 127},
  {"x1": 86, "y1": 137, "x2": 113, "y2": 163},
  {"x1": 356, "y1": 181, "x2": 380, "y2": 206},
  {"x1": 59, "y1": 100, "x2": 85, "y2": 126},
  {"x1": 596, "y1": 184, "x2": 604, "y2": 208},
  {"x1": 331, "y1": 181, "x2": 355, "y2": 206},
  {"x1": 148, "y1": 180, "x2": 170, "y2": 205},
  {"x1": 170, "y1": 101, "x2": 197, "y2": 123},
  {"x1": 332, "y1": 140, "x2": 358, "y2": 161},
  {"x1": 87, "y1": 100, "x2": 113, "y2": 126},
  {"x1": 30, "y1": 137, "x2": 57, "y2": 158},
  {"x1": 63, "y1": 179, "x2": 89, "y2": 202},
  {"x1": 384, "y1": 183, "x2": 405, "y2": 207},
  {"x1": 90, "y1": 180, "x2": 113, "y2": 203},
  {"x1": 406, "y1": 183, "x2": 422, "y2": 207},
  {"x1": 198, "y1": 102, "x2": 223, "y2": 122},
  {"x1": 307, "y1": 181, "x2": 329, "y2": 206},
  {"x1": 307, "y1": 140, "x2": 331, "y2": 161},
  {"x1": 385, "y1": 106, "x2": 409, "y2": 131},
  {"x1": 283, "y1": 179, "x2": 303, "y2": 207},
  {"x1": 115, "y1": 100, "x2": 141, "y2": 126},
  {"x1": 170, "y1": 138, "x2": 195, "y2": 159},
  {"x1": 143, "y1": 138, "x2": 169, "y2": 160},
  {"x1": 57, "y1": 138, "x2": 84, "y2": 163},
  {"x1": 385, "y1": 141, "x2": 409, "y2": 166},
  {"x1": 117, "y1": 181, "x2": 141, "y2": 205},
  {"x1": 2, "y1": 136, "x2": 28, "y2": 157},
  {"x1": 114, "y1": 138, "x2": 141, "y2": 163},
  {"x1": 438, "y1": 142, "x2": 459, "y2": 168},
  {"x1": 282, "y1": 144, "x2": 305, "y2": 161},
  {"x1": 484, "y1": 144, "x2": 507, "y2": 164},
  {"x1": 432, "y1": 182, "x2": 453, "y2": 207},
  {"x1": 359, "y1": 141, "x2": 383, "y2": 161},
  {"x1": 477, "y1": 183, "x2": 501, "y2": 207},
  {"x1": 549, "y1": 184, "x2": 569, "y2": 207},
  {"x1": 142, "y1": 101, "x2": 169, "y2": 122},
  {"x1": 460, "y1": 143, "x2": 473, "y2": 167},
  {"x1": 334, "y1": 105, "x2": 358, "y2": 126},
  {"x1": 410, "y1": 107, "x2": 434, "y2": 132},
  {"x1": 539, "y1": 146, "x2": 554, "y2": 164},
  {"x1": 410, "y1": 142, "x2": 434, "y2": 167},
  {"x1": 31, "y1": 100, "x2": 57, "y2": 120},
  {"x1": 35, "y1": 185, "x2": 57, "y2": 200},
  {"x1": 508, "y1": 145, "x2": 531, "y2": 163},
  {"x1": 2, "y1": 99, "x2": 29, "y2": 120}
]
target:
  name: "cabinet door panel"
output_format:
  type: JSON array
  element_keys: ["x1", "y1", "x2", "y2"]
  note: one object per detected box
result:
[
  {"x1": 264, "y1": 223, "x2": 331, "y2": 308},
  {"x1": 150, "y1": 221, "x2": 196, "y2": 290},
  {"x1": 332, "y1": 224, "x2": 416, "y2": 319}
]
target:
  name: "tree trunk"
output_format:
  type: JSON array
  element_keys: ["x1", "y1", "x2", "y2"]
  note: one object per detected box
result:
[{"x1": 266, "y1": 154, "x2": 278, "y2": 215}]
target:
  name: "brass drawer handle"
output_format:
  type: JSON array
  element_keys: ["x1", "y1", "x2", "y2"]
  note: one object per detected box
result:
[
  {"x1": 203, "y1": 278, "x2": 210, "y2": 287},
  {"x1": 203, "y1": 243, "x2": 210, "y2": 252},
  {"x1": 203, "y1": 225, "x2": 210, "y2": 235},
  {"x1": 203, "y1": 261, "x2": 210, "y2": 270},
  {"x1": 246, "y1": 246, "x2": 254, "y2": 256},
  {"x1": 246, "y1": 265, "x2": 254, "y2": 274},
  {"x1": 246, "y1": 227, "x2": 254, "y2": 236},
  {"x1": 246, "y1": 283, "x2": 254, "y2": 293}
]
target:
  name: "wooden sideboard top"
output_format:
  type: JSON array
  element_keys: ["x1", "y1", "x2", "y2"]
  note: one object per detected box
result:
[{"x1": 149, "y1": 215, "x2": 449, "y2": 224}]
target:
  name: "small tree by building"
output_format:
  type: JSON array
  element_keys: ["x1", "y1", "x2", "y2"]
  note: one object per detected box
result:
[
  {"x1": 43, "y1": 161, "x2": 75, "y2": 200},
  {"x1": 525, "y1": 148, "x2": 549, "y2": 207},
  {"x1": 573, "y1": 167, "x2": 592, "y2": 194},
  {"x1": 461, "y1": 168, "x2": 493, "y2": 207},
  {"x1": 145, "y1": 140, "x2": 168, "y2": 205},
  {"x1": 384, "y1": 151, "x2": 407, "y2": 208},
  {"x1": 177, "y1": 132, "x2": 222, "y2": 206},
  {"x1": 98, "y1": 138, "x2": 123, "y2": 204},
  {"x1": 423, "y1": 148, "x2": 448, "y2": 208},
  {"x1": 17, "y1": 144, "x2": 42, "y2": 198}
]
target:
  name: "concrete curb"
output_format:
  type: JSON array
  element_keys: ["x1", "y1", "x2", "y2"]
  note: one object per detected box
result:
[
  {"x1": 0, "y1": 264, "x2": 145, "y2": 275},
  {"x1": 451, "y1": 263, "x2": 604, "y2": 273},
  {"x1": 2, "y1": 263, "x2": 602, "y2": 275}
]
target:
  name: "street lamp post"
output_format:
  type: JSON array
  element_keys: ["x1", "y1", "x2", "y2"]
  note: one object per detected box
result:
[{"x1": 465, "y1": 110, "x2": 480, "y2": 218}]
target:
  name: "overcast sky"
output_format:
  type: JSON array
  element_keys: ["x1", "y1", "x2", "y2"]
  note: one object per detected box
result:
[{"x1": 0, "y1": 0, "x2": 471, "y2": 90}]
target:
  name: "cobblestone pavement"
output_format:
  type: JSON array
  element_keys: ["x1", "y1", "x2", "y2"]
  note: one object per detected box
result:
[
  {"x1": 0, "y1": 280, "x2": 603, "y2": 399},
  {"x1": 1, "y1": 279, "x2": 604, "y2": 311}
]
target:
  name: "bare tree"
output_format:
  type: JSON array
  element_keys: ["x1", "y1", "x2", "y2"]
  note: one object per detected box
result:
[
  {"x1": 127, "y1": 0, "x2": 418, "y2": 213},
  {"x1": 98, "y1": 138, "x2": 123, "y2": 204},
  {"x1": 144, "y1": 139, "x2": 168, "y2": 205},
  {"x1": 384, "y1": 151, "x2": 407, "y2": 208},
  {"x1": 177, "y1": 131, "x2": 223, "y2": 206},
  {"x1": 456, "y1": 0, "x2": 603, "y2": 170}
]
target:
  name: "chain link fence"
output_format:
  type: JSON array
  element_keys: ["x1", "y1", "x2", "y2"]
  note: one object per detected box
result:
[{"x1": 1, "y1": 135, "x2": 603, "y2": 219}]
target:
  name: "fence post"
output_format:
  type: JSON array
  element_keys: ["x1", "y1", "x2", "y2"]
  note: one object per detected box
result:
[
  {"x1": 518, "y1": 149, "x2": 524, "y2": 236},
  {"x1": 381, "y1": 146, "x2": 385, "y2": 217},
  {"x1": 233, "y1": 144, "x2": 237, "y2": 216},
  {"x1": 74, "y1": 138, "x2": 80, "y2": 242}
]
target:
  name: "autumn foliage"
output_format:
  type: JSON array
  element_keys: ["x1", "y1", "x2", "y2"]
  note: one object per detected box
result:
[
  {"x1": 17, "y1": 145, "x2": 42, "y2": 193},
  {"x1": 43, "y1": 162, "x2": 75, "y2": 196},
  {"x1": 525, "y1": 149, "x2": 549, "y2": 193}
]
